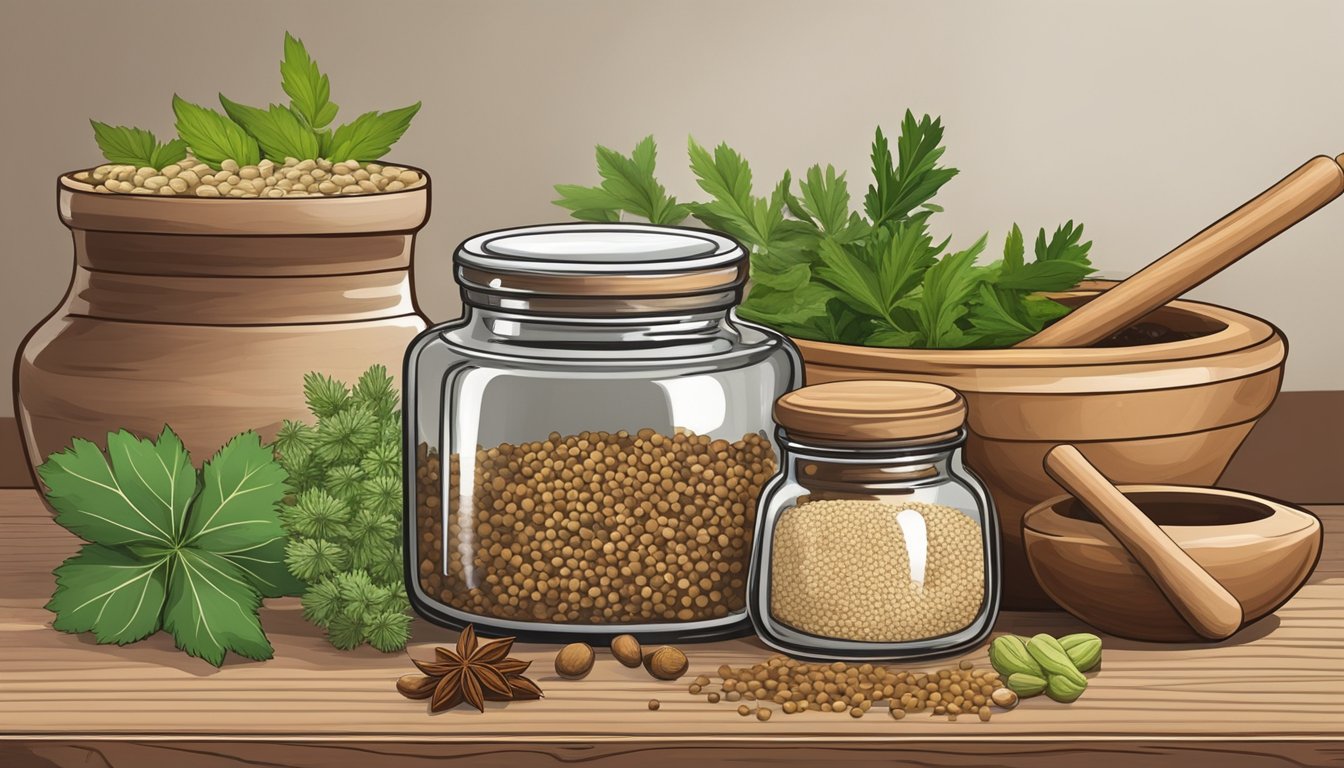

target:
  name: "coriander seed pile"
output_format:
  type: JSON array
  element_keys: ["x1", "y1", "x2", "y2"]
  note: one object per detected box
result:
[
  {"x1": 73, "y1": 157, "x2": 423, "y2": 198},
  {"x1": 415, "y1": 428, "x2": 775, "y2": 624},
  {"x1": 696, "y1": 655, "x2": 1009, "y2": 722},
  {"x1": 769, "y1": 500, "x2": 985, "y2": 642}
]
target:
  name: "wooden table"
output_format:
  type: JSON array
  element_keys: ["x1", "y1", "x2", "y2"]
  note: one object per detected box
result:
[{"x1": 1, "y1": 489, "x2": 1341, "y2": 767}]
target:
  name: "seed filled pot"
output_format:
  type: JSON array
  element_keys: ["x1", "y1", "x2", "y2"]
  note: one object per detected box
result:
[
  {"x1": 404, "y1": 223, "x2": 800, "y2": 642},
  {"x1": 16, "y1": 170, "x2": 430, "y2": 480}
]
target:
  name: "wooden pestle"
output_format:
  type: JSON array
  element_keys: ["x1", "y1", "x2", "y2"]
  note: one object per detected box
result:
[
  {"x1": 1019, "y1": 155, "x2": 1344, "y2": 348},
  {"x1": 1043, "y1": 445, "x2": 1244, "y2": 641}
]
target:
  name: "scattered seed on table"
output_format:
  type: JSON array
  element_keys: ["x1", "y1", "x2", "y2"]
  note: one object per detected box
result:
[
  {"x1": 648, "y1": 699, "x2": 660, "y2": 711},
  {"x1": 756, "y1": 708, "x2": 772, "y2": 721}
]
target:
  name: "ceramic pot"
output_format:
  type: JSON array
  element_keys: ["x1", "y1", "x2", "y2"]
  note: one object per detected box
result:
[
  {"x1": 15, "y1": 169, "x2": 430, "y2": 482},
  {"x1": 790, "y1": 286, "x2": 1287, "y2": 609}
]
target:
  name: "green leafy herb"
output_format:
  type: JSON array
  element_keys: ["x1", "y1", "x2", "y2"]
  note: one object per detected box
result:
[
  {"x1": 275, "y1": 365, "x2": 410, "y2": 652},
  {"x1": 89, "y1": 122, "x2": 188, "y2": 168},
  {"x1": 553, "y1": 136, "x2": 689, "y2": 225},
  {"x1": 554, "y1": 112, "x2": 1093, "y2": 348},
  {"x1": 219, "y1": 95, "x2": 320, "y2": 161},
  {"x1": 40, "y1": 427, "x2": 298, "y2": 666},
  {"x1": 281, "y1": 32, "x2": 339, "y2": 131},
  {"x1": 90, "y1": 33, "x2": 418, "y2": 167},
  {"x1": 172, "y1": 95, "x2": 262, "y2": 170},
  {"x1": 325, "y1": 104, "x2": 422, "y2": 162}
]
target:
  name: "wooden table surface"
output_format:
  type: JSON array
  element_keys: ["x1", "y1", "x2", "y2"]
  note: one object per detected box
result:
[{"x1": 1, "y1": 488, "x2": 1341, "y2": 767}]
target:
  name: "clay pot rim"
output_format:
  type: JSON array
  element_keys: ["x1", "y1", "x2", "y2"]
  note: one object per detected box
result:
[
  {"x1": 790, "y1": 290, "x2": 1279, "y2": 369},
  {"x1": 1023, "y1": 484, "x2": 1320, "y2": 549},
  {"x1": 56, "y1": 163, "x2": 431, "y2": 236}
]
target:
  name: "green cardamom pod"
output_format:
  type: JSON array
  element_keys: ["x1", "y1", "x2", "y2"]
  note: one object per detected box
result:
[
  {"x1": 1006, "y1": 672, "x2": 1047, "y2": 697},
  {"x1": 989, "y1": 635, "x2": 1044, "y2": 678},
  {"x1": 1026, "y1": 633, "x2": 1087, "y2": 687},
  {"x1": 1045, "y1": 673, "x2": 1088, "y2": 703},
  {"x1": 1059, "y1": 633, "x2": 1102, "y2": 672}
]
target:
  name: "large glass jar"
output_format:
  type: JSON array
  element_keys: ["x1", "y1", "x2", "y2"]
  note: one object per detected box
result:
[
  {"x1": 405, "y1": 223, "x2": 800, "y2": 641},
  {"x1": 749, "y1": 381, "x2": 999, "y2": 660}
]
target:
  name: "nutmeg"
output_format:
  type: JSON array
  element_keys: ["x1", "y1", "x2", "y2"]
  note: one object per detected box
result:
[
  {"x1": 611, "y1": 634, "x2": 643, "y2": 668},
  {"x1": 643, "y1": 645, "x2": 688, "y2": 680},
  {"x1": 554, "y1": 642, "x2": 595, "y2": 679}
]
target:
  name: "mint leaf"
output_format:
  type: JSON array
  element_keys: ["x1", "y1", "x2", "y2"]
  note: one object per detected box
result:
[
  {"x1": 163, "y1": 548, "x2": 272, "y2": 666},
  {"x1": 864, "y1": 112, "x2": 960, "y2": 228},
  {"x1": 46, "y1": 544, "x2": 169, "y2": 645},
  {"x1": 39, "y1": 435, "x2": 178, "y2": 547},
  {"x1": 172, "y1": 95, "x2": 261, "y2": 169},
  {"x1": 281, "y1": 32, "x2": 339, "y2": 130},
  {"x1": 184, "y1": 431, "x2": 288, "y2": 553},
  {"x1": 219, "y1": 95, "x2": 319, "y2": 161},
  {"x1": 90, "y1": 122, "x2": 189, "y2": 168},
  {"x1": 326, "y1": 103, "x2": 421, "y2": 162}
]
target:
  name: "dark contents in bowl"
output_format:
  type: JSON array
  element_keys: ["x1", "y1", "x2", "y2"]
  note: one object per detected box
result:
[
  {"x1": 1058, "y1": 492, "x2": 1273, "y2": 527},
  {"x1": 1093, "y1": 322, "x2": 1205, "y2": 347}
]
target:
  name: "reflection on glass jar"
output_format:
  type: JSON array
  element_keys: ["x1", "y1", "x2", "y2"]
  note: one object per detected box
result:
[
  {"x1": 406, "y1": 223, "x2": 799, "y2": 642},
  {"x1": 750, "y1": 381, "x2": 999, "y2": 660}
]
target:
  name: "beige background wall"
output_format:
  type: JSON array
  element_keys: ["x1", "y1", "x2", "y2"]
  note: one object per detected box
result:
[{"x1": 1, "y1": 0, "x2": 1341, "y2": 417}]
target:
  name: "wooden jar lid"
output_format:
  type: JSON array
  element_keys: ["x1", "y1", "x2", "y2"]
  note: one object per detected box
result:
[{"x1": 774, "y1": 380, "x2": 967, "y2": 444}]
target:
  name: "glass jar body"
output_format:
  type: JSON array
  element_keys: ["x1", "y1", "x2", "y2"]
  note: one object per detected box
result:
[
  {"x1": 406, "y1": 307, "x2": 799, "y2": 642},
  {"x1": 748, "y1": 435, "x2": 1000, "y2": 661}
]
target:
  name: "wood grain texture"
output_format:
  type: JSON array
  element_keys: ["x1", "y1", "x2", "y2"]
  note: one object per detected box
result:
[{"x1": 0, "y1": 489, "x2": 1341, "y2": 767}]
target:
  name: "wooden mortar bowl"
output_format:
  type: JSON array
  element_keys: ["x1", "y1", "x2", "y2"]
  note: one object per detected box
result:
[
  {"x1": 791, "y1": 283, "x2": 1287, "y2": 609},
  {"x1": 1022, "y1": 486, "x2": 1321, "y2": 641}
]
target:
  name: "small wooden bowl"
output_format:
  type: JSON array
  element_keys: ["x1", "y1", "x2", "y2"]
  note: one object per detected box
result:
[{"x1": 1022, "y1": 485, "x2": 1321, "y2": 641}]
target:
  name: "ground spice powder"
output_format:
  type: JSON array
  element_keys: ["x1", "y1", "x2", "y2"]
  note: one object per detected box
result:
[{"x1": 769, "y1": 500, "x2": 985, "y2": 642}]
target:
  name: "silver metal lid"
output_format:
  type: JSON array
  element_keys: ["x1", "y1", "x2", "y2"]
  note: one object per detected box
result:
[{"x1": 454, "y1": 223, "x2": 749, "y2": 315}]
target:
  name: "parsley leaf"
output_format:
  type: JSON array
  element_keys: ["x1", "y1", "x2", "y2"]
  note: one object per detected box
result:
[
  {"x1": 90, "y1": 122, "x2": 188, "y2": 168},
  {"x1": 325, "y1": 103, "x2": 421, "y2": 162},
  {"x1": 864, "y1": 111, "x2": 960, "y2": 228},
  {"x1": 553, "y1": 136, "x2": 689, "y2": 225},
  {"x1": 219, "y1": 95, "x2": 320, "y2": 162},
  {"x1": 555, "y1": 116, "x2": 1091, "y2": 349},
  {"x1": 172, "y1": 95, "x2": 261, "y2": 170},
  {"x1": 40, "y1": 427, "x2": 296, "y2": 666},
  {"x1": 281, "y1": 32, "x2": 339, "y2": 131}
]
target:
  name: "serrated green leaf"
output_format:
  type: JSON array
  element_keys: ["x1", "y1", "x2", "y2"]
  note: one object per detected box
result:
[
  {"x1": 905, "y1": 234, "x2": 987, "y2": 348},
  {"x1": 326, "y1": 103, "x2": 421, "y2": 162},
  {"x1": 105, "y1": 426, "x2": 196, "y2": 545},
  {"x1": 303, "y1": 372, "x2": 349, "y2": 419},
  {"x1": 800, "y1": 164, "x2": 854, "y2": 235},
  {"x1": 39, "y1": 435, "x2": 178, "y2": 547},
  {"x1": 353, "y1": 365, "x2": 397, "y2": 419},
  {"x1": 184, "y1": 431, "x2": 289, "y2": 552},
  {"x1": 592, "y1": 137, "x2": 689, "y2": 225},
  {"x1": 219, "y1": 95, "x2": 320, "y2": 161},
  {"x1": 46, "y1": 544, "x2": 169, "y2": 645},
  {"x1": 737, "y1": 282, "x2": 837, "y2": 332},
  {"x1": 90, "y1": 122, "x2": 159, "y2": 166},
  {"x1": 172, "y1": 95, "x2": 260, "y2": 169},
  {"x1": 301, "y1": 579, "x2": 343, "y2": 626},
  {"x1": 327, "y1": 611, "x2": 366, "y2": 650},
  {"x1": 285, "y1": 537, "x2": 348, "y2": 581},
  {"x1": 864, "y1": 113, "x2": 960, "y2": 228},
  {"x1": 815, "y1": 238, "x2": 891, "y2": 322},
  {"x1": 162, "y1": 548, "x2": 272, "y2": 666},
  {"x1": 1003, "y1": 224, "x2": 1025, "y2": 272},
  {"x1": 212, "y1": 531, "x2": 304, "y2": 599},
  {"x1": 364, "y1": 609, "x2": 412, "y2": 652},
  {"x1": 281, "y1": 32, "x2": 339, "y2": 130}
]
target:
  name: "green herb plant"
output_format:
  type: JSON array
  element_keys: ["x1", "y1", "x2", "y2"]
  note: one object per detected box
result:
[
  {"x1": 40, "y1": 428, "x2": 300, "y2": 666},
  {"x1": 273, "y1": 365, "x2": 411, "y2": 652},
  {"x1": 554, "y1": 112, "x2": 1094, "y2": 348},
  {"x1": 91, "y1": 33, "x2": 420, "y2": 170}
]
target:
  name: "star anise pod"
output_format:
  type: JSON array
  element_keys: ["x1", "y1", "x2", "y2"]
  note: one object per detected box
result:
[{"x1": 397, "y1": 625, "x2": 543, "y2": 713}]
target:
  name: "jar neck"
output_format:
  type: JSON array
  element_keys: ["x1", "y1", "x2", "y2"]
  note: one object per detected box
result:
[
  {"x1": 781, "y1": 431, "x2": 966, "y2": 494},
  {"x1": 463, "y1": 305, "x2": 738, "y2": 347}
]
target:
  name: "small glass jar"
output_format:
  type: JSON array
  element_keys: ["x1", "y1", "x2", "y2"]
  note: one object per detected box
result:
[
  {"x1": 405, "y1": 223, "x2": 800, "y2": 641},
  {"x1": 749, "y1": 380, "x2": 999, "y2": 660}
]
